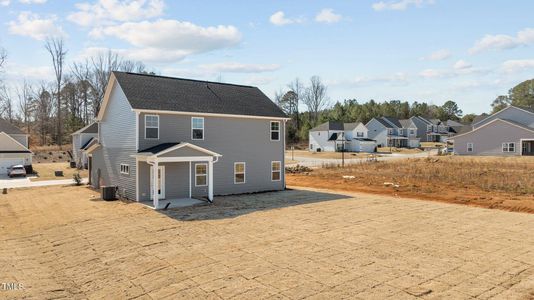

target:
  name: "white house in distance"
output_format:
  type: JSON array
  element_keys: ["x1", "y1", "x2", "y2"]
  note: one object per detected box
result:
[
  {"x1": 71, "y1": 122, "x2": 98, "y2": 168},
  {"x1": 309, "y1": 121, "x2": 376, "y2": 152}
]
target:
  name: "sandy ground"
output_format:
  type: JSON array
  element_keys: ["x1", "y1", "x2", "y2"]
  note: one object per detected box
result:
[
  {"x1": 1, "y1": 186, "x2": 534, "y2": 299},
  {"x1": 30, "y1": 162, "x2": 88, "y2": 181}
]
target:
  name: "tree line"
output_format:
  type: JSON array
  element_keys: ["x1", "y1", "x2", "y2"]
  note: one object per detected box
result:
[{"x1": 0, "y1": 38, "x2": 151, "y2": 148}]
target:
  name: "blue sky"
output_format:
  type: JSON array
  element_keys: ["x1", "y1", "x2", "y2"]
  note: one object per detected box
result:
[{"x1": 1, "y1": 0, "x2": 534, "y2": 114}]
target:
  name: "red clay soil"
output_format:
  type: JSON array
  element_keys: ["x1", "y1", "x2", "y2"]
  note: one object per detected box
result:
[{"x1": 287, "y1": 174, "x2": 534, "y2": 214}]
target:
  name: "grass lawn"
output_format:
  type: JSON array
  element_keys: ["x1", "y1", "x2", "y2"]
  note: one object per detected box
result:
[
  {"x1": 287, "y1": 155, "x2": 534, "y2": 213},
  {"x1": 31, "y1": 162, "x2": 88, "y2": 181}
]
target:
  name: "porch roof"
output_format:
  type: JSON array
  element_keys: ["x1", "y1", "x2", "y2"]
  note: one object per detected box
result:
[{"x1": 135, "y1": 142, "x2": 222, "y2": 159}]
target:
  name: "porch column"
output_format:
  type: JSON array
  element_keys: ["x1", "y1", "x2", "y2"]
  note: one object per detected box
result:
[
  {"x1": 208, "y1": 159, "x2": 213, "y2": 202},
  {"x1": 153, "y1": 161, "x2": 159, "y2": 209}
]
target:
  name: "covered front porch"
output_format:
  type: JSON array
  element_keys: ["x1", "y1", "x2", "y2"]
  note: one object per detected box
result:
[{"x1": 133, "y1": 142, "x2": 222, "y2": 210}]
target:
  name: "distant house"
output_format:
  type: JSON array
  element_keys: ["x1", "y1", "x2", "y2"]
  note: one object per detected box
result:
[
  {"x1": 451, "y1": 106, "x2": 534, "y2": 156},
  {"x1": 309, "y1": 121, "x2": 376, "y2": 152},
  {"x1": 71, "y1": 122, "x2": 98, "y2": 169},
  {"x1": 366, "y1": 117, "x2": 419, "y2": 148},
  {"x1": 0, "y1": 119, "x2": 32, "y2": 175}
]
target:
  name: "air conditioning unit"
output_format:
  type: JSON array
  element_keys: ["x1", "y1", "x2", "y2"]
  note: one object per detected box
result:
[{"x1": 101, "y1": 186, "x2": 117, "y2": 201}]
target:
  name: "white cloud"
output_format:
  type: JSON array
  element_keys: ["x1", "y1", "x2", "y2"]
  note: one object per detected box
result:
[
  {"x1": 372, "y1": 0, "x2": 434, "y2": 11},
  {"x1": 501, "y1": 59, "x2": 534, "y2": 73},
  {"x1": 245, "y1": 76, "x2": 275, "y2": 86},
  {"x1": 87, "y1": 20, "x2": 241, "y2": 62},
  {"x1": 315, "y1": 9, "x2": 342, "y2": 23},
  {"x1": 1, "y1": 0, "x2": 11, "y2": 6},
  {"x1": 419, "y1": 68, "x2": 450, "y2": 78},
  {"x1": 199, "y1": 62, "x2": 280, "y2": 73},
  {"x1": 331, "y1": 72, "x2": 409, "y2": 87},
  {"x1": 8, "y1": 12, "x2": 66, "y2": 41},
  {"x1": 269, "y1": 11, "x2": 304, "y2": 26},
  {"x1": 68, "y1": 0, "x2": 164, "y2": 27},
  {"x1": 19, "y1": 0, "x2": 47, "y2": 4},
  {"x1": 4, "y1": 62, "x2": 53, "y2": 80},
  {"x1": 469, "y1": 27, "x2": 534, "y2": 54},
  {"x1": 453, "y1": 59, "x2": 472, "y2": 70},
  {"x1": 420, "y1": 49, "x2": 451, "y2": 61}
]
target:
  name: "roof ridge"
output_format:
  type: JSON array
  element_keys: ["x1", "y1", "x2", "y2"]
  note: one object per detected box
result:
[{"x1": 114, "y1": 71, "x2": 256, "y2": 89}]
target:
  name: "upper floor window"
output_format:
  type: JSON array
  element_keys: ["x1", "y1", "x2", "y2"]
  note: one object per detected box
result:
[
  {"x1": 356, "y1": 132, "x2": 364, "y2": 137},
  {"x1": 427, "y1": 125, "x2": 432, "y2": 131},
  {"x1": 145, "y1": 115, "x2": 159, "y2": 139},
  {"x1": 120, "y1": 164, "x2": 130, "y2": 175},
  {"x1": 192, "y1": 117, "x2": 204, "y2": 140},
  {"x1": 387, "y1": 128, "x2": 394, "y2": 135},
  {"x1": 271, "y1": 121, "x2": 280, "y2": 141},
  {"x1": 398, "y1": 129, "x2": 404, "y2": 135},
  {"x1": 409, "y1": 129, "x2": 415, "y2": 135}
]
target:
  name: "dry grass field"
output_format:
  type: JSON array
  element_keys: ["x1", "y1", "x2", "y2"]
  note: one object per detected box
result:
[
  {"x1": 287, "y1": 156, "x2": 534, "y2": 213},
  {"x1": 286, "y1": 150, "x2": 377, "y2": 159},
  {"x1": 31, "y1": 162, "x2": 88, "y2": 181},
  {"x1": 376, "y1": 147, "x2": 423, "y2": 154}
]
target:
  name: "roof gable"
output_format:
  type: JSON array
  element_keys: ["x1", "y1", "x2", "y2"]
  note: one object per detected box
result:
[
  {"x1": 451, "y1": 118, "x2": 534, "y2": 139},
  {"x1": 72, "y1": 122, "x2": 98, "y2": 135},
  {"x1": 111, "y1": 71, "x2": 287, "y2": 119},
  {"x1": 0, "y1": 119, "x2": 25, "y2": 135},
  {"x1": 0, "y1": 132, "x2": 31, "y2": 152}
]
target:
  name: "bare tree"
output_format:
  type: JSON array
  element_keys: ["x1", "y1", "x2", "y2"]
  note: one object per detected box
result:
[
  {"x1": 287, "y1": 78, "x2": 303, "y2": 131},
  {"x1": 90, "y1": 50, "x2": 121, "y2": 116},
  {"x1": 0, "y1": 46, "x2": 6, "y2": 70},
  {"x1": 17, "y1": 81, "x2": 35, "y2": 135},
  {"x1": 0, "y1": 85, "x2": 14, "y2": 122},
  {"x1": 71, "y1": 60, "x2": 93, "y2": 124},
  {"x1": 45, "y1": 38, "x2": 67, "y2": 147},
  {"x1": 34, "y1": 83, "x2": 54, "y2": 145},
  {"x1": 303, "y1": 76, "x2": 329, "y2": 127}
]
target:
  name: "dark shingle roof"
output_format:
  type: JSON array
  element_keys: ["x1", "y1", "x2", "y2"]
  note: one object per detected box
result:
[
  {"x1": 382, "y1": 117, "x2": 402, "y2": 128},
  {"x1": 0, "y1": 119, "x2": 25, "y2": 134},
  {"x1": 81, "y1": 137, "x2": 96, "y2": 150},
  {"x1": 310, "y1": 121, "x2": 344, "y2": 131},
  {"x1": 81, "y1": 123, "x2": 98, "y2": 134},
  {"x1": 472, "y1": 114, "x2": 488, "y2": 125},
  {"x1": 113, "y1": 72, "x2": 287, "y2": 118},
  {"x1": 138, "y1": 143, "x2": 180, "y2": 154},
  {"x1": 372, "y1": 118, "x2": 394, "y2": 128},
  {"x1": 343, "y1": 122, "x2": 361, "y2": 131}
]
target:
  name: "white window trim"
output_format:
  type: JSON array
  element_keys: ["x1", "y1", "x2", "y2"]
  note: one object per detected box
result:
[
  {"x1": 144, "y1": 114, "x2": 159, "y2": 140},
  {"x1": 399, "y1": 129, "x2": 404, "y2": 135},
  {"x1": 271, "y1": 161, "x2": 282, "y2": 181},
  {"x1": 195, "y1": 163, "x2": 208, "y2": 187},
  {"x1": 502, "y1": 142, "x2": 516, "y2": 152},
  {"x1": 270, "y1": 121, "x2": 280, "y2": 141},
  {"x1": 120, "y1": 163, "x2": 130, "y2": 175},
  {"x1": 234, "y1": 162, "x2": 246, "y2": 184},
  {"x1": 191, "y1": 117, "x2": 205, "y2": 141},
  {"x1": 467, "y1": 143, "x2": 474, "y2": 152}
]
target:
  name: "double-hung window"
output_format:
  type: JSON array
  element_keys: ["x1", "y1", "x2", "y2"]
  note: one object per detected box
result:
[
  {"x1": 192, "y1": 117, "x2": 204, "y2": 140},
  {"x1": 195, "y1": 163, "x2": 207, "y2": 186},
  {"x1": 120, "y1": 164, "x2": 130, "y2": 175},
  {"x1": 234, "y1": 162, "x2": 246, "y2": 184},
  {"x1": 270, "y1": 121, "x2": 280, "y2": 141},
  {"x1": 356, "y1": 132, "x2": 364, "y2": 137},
  {"x1": 271, "y1": 161, "x2": 281, "y2": 181},
  {"x1": 409, "y1": 129, "x2": 415, "y2": 135},
  {"x1": 502, "y1": 142, "x2": 515, "y2": 152},
  {"x1": 145, "y1": 115, "x2": 159, "y2": 139},
  {"x1": 467, "y1": 143, "x2": 474, "y2": 152}
]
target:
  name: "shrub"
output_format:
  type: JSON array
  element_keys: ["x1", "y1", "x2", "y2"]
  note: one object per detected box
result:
[{"x1": 73, "y1": 173, "x2": 82, "y2": 186}]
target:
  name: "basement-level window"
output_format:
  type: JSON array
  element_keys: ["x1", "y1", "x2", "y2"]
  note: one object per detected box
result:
[
  {"x1": 467, "y1": 143, "x2": 474, "y2": 152},
  {"x1": 271, "y1": 161, "x2": 281, "y2": 181},
  {"x1": 234, "y1": 162, "x2": 246, "y2": 184},
  {"x1": 502, "y1": 142, "x2": 515, "y2": 152},
  {"x1": 195, "y1": 163, "x2": 207, "y2": 186},
  {"x1": 120, "y1": 164, "x2": 130, "y2": 175}
]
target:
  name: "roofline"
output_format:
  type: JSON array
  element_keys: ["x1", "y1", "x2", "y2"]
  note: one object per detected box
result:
[
  {"x1": 71, "y1": 122, "x2": 98, "y2": 135},
  {"x1": 96, "y1": 73, "x2": 119, "y2": 121},
  {"x1": 114, "y1": 71, "x2": 257, "y2": 89},
  {"x1": 155, "y1": 142, "x2": 222, "y2": 157},
  {"x1": 132, "y1": 108, "x2": 290, "y2": 121},
  {"x1": 0, "y1": 131, "x2": 32, "y2": 153},
  {"x1": 450, "y1": 118, "x2": 534, "y2": 140},
  {"x1": 472, "y1": 105, "x2": 534, "y2": 127}
]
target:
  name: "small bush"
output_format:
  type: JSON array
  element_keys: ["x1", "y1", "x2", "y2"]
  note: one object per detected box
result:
[
  {"x1": 73, "y1": 173, "x2": 82, "y2": 186},
  {"x1": 286, "y1": 164, "x2": 312, "y2": 174}
]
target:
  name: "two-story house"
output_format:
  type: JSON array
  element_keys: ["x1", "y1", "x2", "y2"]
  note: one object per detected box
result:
[
  {"x1": 451, "y1": 105, "x2": 534, "y2": 156},
  {"x1": 71, "y1": 122, "x2": 98, "y2": 169},
  {"x1": 366, "y1": 117, "x2": 420, "y2": 148},
  {"x1": 309, "y1": 121, "x2": 376, "y2": 152},
  {"x1": 0, "y1": 119, "x2": 32, "y2": 175},
  {"x1": 85, "y1": 72, "x2": 288, "y2": 209}
]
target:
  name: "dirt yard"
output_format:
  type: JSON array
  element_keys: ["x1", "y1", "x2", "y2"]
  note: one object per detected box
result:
[
  {"x1": 1, "y1": 185, "x2": 533, "y2": 299},
  {"x1": 287, "y1": 156, "x2": 534, "y2": 214},
  {"x1": 286, "y1": 150, "x2": 376, "y2": 160},
  {"x1": 30, "y1": 145, "x2": 72, "y2": 164},
  {"x1": 30, "y1": 162, "x2": 88, "y2": 181}
]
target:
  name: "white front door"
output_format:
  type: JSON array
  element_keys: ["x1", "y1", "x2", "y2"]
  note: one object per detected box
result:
[{"x1": 150, "y1": 165, "x2": 165, "y2": 199}]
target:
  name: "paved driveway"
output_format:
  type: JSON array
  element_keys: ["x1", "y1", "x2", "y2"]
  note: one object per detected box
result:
[{"x1": 1, "y1": 185, "x2": 533, "y2": 299}]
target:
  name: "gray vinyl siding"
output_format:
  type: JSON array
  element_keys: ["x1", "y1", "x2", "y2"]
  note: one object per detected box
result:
[
  {"x1": 10, "y1": 134, "x2": 28, "y2": 148},
  {"x1": 366, "y1": 119, "x2": 388, "y2": 147},
  {"x1": 474, "y1": 107, "x2": 534, "y2": 129},
  {"x1": 453, "y1": 120, "x2": 534, "y2": 156},
  {"x1": 90, "y1": 82, "x2": 137, "y2": 200},
  {"x1": 138, "y1": 113, "x2": 285, "y2": 196},
  {"x1": 72, "y1": 134, "x2": 81, "y2": 162}
]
